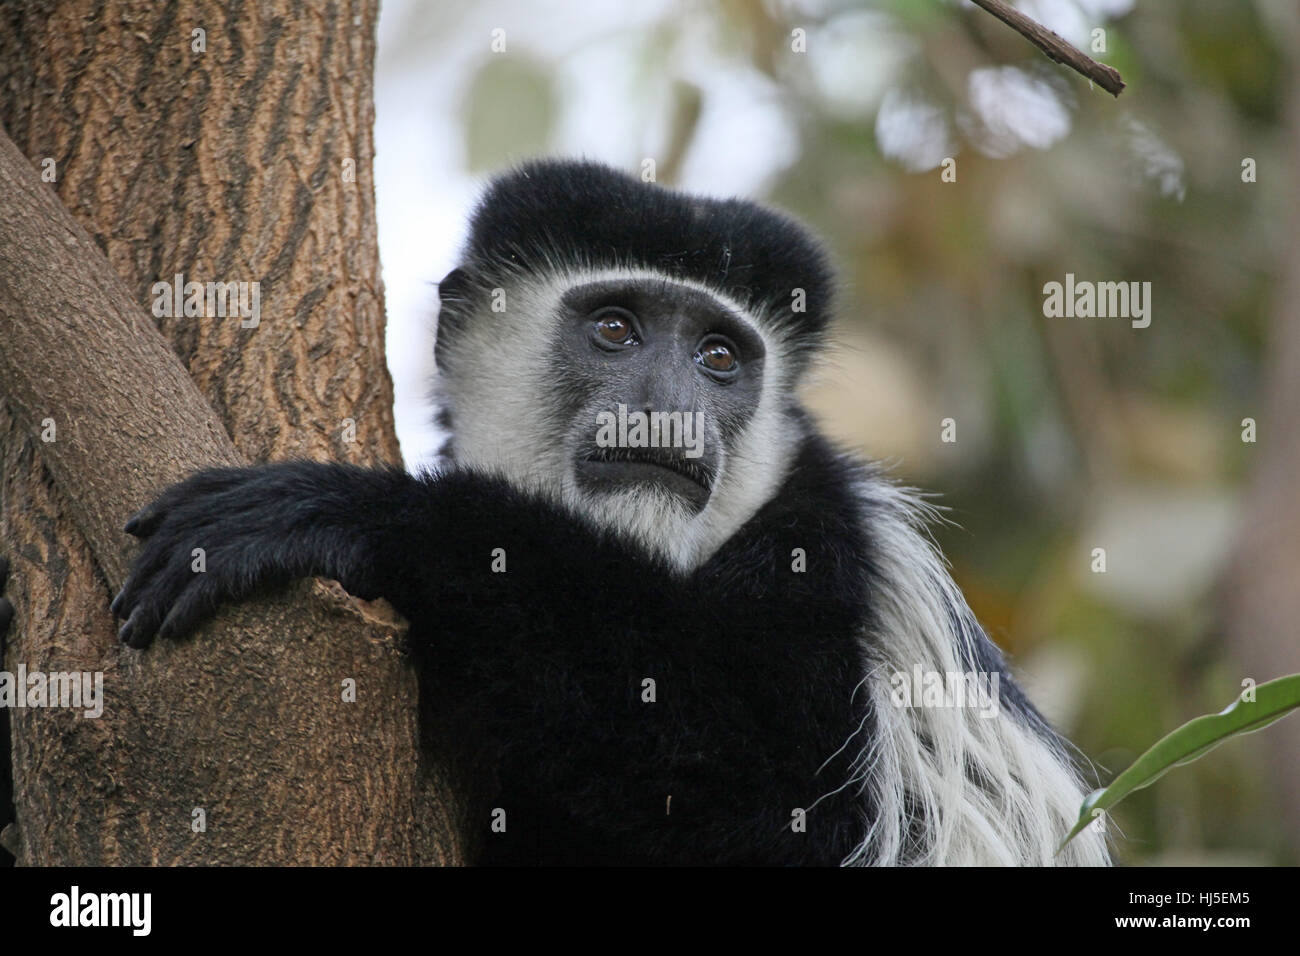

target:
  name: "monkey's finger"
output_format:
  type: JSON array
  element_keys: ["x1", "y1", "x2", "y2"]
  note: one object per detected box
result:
[
  {"x1": 109, "y1": 584, "x2": 131, "y2": 617},
  {"x1": 117, "y1": 583, "x2": 181, "y2": 648},
  {"x1": 111, "y1": 568, "x2": 150, "y2": 618},
  {"x1": 0, "y1": 554, "x2": 10, "y2": 589},
  {"x1": 155, "y1": 580, "x2": 222, "y2": 642},
  {"x1": 112, "y1": 568, "x2": 166, "y2": 626},
  {"x1": 117, "y1": 605, "x2": 159, "y2": 648},
  {"x1": 124, "y1": 481, "x2": 209, "y2": 538},
  {"x1": 113, "y1": 527, "x2": 204, "y2": 618},
  {"x1": 110, "y1": 557, "x2": 165, "y2": 616},
  {"x1": 112, "y1": 553, "x2": 176, "y2": 621},
  {"x1": 118, "y1": 543, "x2": 217, "y2": 646},
  {"x1": 0, "y1": 597, "x2": 13, "y2": 635},
  {"x1": 123, "y1": 501, "x2": 171, "y2": 538}
]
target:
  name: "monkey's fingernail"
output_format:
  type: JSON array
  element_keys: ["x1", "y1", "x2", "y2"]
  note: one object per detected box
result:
[
  {"x1": 110, "y1": 591, "x2": 125, "y2": 615},
  {"x1": 124, "y1": 516, "x2": 141, "y2": 535}
]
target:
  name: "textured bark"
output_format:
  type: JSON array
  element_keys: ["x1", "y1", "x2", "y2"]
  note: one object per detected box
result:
[
  {"x1": 0, "y1": 0, "x2": 462, "y2": 864},
  {"x1": 0, "y1": 0, "x2": 399, "y2": 465}
]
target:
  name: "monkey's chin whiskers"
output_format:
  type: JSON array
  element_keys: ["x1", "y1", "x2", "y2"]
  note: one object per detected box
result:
[{"x1": 557, "y1": 477, "x2": 706, "y2": 571}]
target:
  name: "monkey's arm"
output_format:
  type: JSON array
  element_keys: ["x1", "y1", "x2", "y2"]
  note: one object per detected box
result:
[
  {"x1": 113, "y1": 459, "x2": 653, "y2": 647},
  {"x1": 112, "y1": 461, "x2": 443, "y2": 647}
]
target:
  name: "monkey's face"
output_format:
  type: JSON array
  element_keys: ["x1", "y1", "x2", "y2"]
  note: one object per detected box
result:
[
  {"x1": 552, "y1": 278, "x2": 766, "y2": 514},
  {"x1": 435, "y1": 267, "x2": 800, "y2": 569}
]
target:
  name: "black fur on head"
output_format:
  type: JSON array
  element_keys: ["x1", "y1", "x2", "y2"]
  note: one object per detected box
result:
[{"x1": 435, "y1": 158, "x2": 836, "y2": 374}]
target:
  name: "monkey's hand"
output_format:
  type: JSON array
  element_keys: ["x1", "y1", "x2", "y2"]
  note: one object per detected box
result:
[
  {"x1": 111, "y1": 462, "x2": 405, "y2": 648},
  {"x1": 112, "y1": 467, "x2": 295, "y2": 648}
]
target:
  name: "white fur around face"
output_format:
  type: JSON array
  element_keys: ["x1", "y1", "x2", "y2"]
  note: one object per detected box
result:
[{"x1": 436, "y1": 265, "x2": 802, "y2": 571}]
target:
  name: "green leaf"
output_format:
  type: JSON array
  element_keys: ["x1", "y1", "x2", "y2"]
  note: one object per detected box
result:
[{"x1": 1058, "y1": 673, "x2": 1300, "y2": 853}]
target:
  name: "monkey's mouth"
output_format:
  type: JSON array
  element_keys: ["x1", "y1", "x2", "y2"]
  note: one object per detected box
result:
[{"x1": 576, "y1": 447, "x2": 714, "y2": 510}]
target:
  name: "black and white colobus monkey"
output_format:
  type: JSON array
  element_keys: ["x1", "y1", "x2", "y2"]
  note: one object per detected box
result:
[{"x1": 107, "y1": 159, "x2": 1109, "y2": 866}]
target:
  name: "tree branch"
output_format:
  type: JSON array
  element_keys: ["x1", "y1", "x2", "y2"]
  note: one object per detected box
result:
[
  {"x1": 0, "y1": 132, "x2": 241, "y2": 582},
  {"x1": 970, "y1": 0, "x2": 1126, "y2": 97},
  {"x1": 0, "y1": 128, "x2": 461, "y2": 864}
]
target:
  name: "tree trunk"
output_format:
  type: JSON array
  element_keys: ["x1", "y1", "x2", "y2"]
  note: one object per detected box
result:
[{"x1": 0, "y1": 0, "x2": 462, "y2": 864}]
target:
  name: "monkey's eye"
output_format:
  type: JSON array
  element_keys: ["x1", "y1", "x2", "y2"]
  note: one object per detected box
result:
[
  {"x1": 695, "y1": 339, "x2": 737, "y2": 374},
  {"x1": 593, "y1": 310, "x2": 639, "y2": 346}
]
